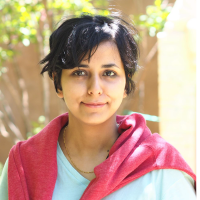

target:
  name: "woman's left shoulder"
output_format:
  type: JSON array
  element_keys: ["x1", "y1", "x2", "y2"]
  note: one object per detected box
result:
[
  {"x1": 150, "y1": 168, "x2": 195, "y2": 188},
  {"x1": 151, "y1": 169, "x2": 196, "y2": 199},
  {"x1": 103, "y1": 169, "x2": 196, "y2": 200}
]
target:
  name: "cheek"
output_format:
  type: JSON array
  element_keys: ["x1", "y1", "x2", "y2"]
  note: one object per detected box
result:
[
  {"x1": 63, "y1": 78, "x2": 85, "y2": 90},
  {"x1": 106, "y1": 78, "x2": 126, "y2": 97},
  {"x1": 62, "y1": 80, "x2": 86, "y2": 100}
]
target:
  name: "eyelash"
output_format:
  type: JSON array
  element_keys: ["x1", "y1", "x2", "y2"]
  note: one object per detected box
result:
[{"x1": 72, "y1": 70, "x2": 117, "y2": 77}]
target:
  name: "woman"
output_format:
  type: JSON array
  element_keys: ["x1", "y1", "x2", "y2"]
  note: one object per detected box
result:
[{"x1": 0, "y1": 13, "x2": 196, "y2": 200}]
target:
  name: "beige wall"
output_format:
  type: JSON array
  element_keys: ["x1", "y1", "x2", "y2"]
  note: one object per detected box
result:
[
  {"x1": 157, "y1": 0, "x2": 196, "y2": 172},
  {"x1": 0, "y1": 44, "x2": 67, "y2": 164}
]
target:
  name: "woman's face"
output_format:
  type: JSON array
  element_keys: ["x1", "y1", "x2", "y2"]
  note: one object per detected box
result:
[{"x1": 57, "y1": 41, "x2": 127, "y2": 125}]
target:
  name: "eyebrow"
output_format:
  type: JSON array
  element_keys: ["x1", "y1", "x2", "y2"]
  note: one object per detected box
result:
[{"x1": 77, "y1": 64, "x2": 119, "y2": 69}]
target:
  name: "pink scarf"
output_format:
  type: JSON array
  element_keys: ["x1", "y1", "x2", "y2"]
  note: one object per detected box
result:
[{"x1": 8, "y1": 113, "x2": 196, "y2": 200}]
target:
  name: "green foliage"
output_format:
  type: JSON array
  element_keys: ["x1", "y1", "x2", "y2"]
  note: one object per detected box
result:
[
  {"x1": 0, "y1": 0, "x2": 109, "y2": 73},
  {"x1": 133, "y1": 0, "x2": 172, "y2": 37},
  {"x1": 27, "y1": 115, "x2": 46, "y2": 139},
  {"x1": 0, "y1": 0, "x2": 173, "y2": 71},
  {"x1": 0, "y1": 0, "x2": 40, "y2": 68},
  {"x1": 0, "y1": 0, "x2": 173, "y2": 74}
]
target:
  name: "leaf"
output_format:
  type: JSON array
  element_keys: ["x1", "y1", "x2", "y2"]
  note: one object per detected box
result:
[
  {"x1": 22, "y1": 38, "x2": 30, "y2": 46},
  {"x1": 139, "y1": 15, "x2": 147, "y2": 21},
  {"x1": 146, "y1": 6, "x2": 157, "y2": 15},
  {"x1": 156, "y1": 16, "x2": 162, "y2": 23},
  {"x1": 19, "y1": 27, "x2": 30, "y2": 35},
  {"x1": 38, "y1": 115, "x2": 45, "y2": 123},
  {"x1": 154, "y1": 0, "x2": 161, "y2": 8}
]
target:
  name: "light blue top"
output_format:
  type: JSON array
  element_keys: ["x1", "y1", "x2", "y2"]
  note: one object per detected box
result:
[{"x1": 0, "y1": 141, "x2": 196, "y2": 200}]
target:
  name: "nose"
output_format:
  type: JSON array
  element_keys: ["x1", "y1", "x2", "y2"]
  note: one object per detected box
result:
[{"x1": 87, "y1": 74, "x2": 103, "y2": 96}]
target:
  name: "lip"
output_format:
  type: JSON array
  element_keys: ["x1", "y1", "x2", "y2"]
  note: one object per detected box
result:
[{"x1": 82, "y1": 102, "x2": 107, "y2": 108}]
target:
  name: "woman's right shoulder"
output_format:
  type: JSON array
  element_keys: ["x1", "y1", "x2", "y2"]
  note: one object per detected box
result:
[
  {"x1": 9, "y1": 131, "x2": 45, "y2": 155},
  {"x1": 0, "y1": 157, "x2": 9, "y2": 200}
]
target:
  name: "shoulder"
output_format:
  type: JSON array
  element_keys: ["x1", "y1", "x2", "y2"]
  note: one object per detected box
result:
[
  {"x1": 0, "y1": 158, "x2": 9, "y2": 200},
  {"x1": 137, "y1": 169, "x2": 195, "y2": 199},
  {"x1": 150, "y1": 169, "x2": 196, "y2": 200},
  {"x1": 9, "y1": 112, "x2": 68, "y2": 154},
  {"x1": 133, "y1": 168, "x2": 195, "y2": 191},
  {"x1": 103, "y1": 169, "x2": 196, "y2": 200},
  {"x1": 146, "y1": 169, "x2": 195, "y2": 191},
  {"x1": 140, "y1": 133, "x2": 196, "y2": 181}
]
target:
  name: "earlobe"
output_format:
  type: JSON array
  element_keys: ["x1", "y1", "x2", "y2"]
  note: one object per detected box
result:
[
  {"x1": 52, "y1": 73, "x2": 63, "y2": 98},
  {"x1": 123, "y1": 90, "x2": 127, "y2": 98},
  {"x1": 56, "y1": 90, "x2": 64, "y2": 98}
]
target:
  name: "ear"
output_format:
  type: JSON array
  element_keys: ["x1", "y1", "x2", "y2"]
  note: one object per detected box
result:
[
  {"x1": 56, "y1": 89, "x2": 64, "y2": 98},
  {"x1": 123, "y1": 89, "x2": 127, "y2": 98},
  {"x1": 52, "y1": 73, "x2": 63, "y2": 98}
]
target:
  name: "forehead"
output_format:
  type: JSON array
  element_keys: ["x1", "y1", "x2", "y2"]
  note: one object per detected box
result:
[{"x1": 81, "y1": 41, "x2": 122, "y2": 65}]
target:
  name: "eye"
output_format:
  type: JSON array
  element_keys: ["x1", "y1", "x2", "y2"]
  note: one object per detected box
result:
[
  {"x1": 72, "y1": 70, "x2": 87, "y2": 76},
  {"x1": 103, "y1": 71, "x2": 116, "y2": 77}
]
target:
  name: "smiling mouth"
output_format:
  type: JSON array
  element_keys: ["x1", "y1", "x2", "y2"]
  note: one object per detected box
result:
[{"x1": 82, "y1": 102, "x2": 106, "y2": 108}]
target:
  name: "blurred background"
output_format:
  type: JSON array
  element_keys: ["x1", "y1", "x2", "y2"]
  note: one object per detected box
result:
[{"x1": 0, "y1": 0, "x2": 196, "y2": 176}]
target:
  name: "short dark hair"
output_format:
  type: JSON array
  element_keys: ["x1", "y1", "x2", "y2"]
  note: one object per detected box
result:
[{"x1": 40, "y1": 13, "x2": 139, "y2": 95}]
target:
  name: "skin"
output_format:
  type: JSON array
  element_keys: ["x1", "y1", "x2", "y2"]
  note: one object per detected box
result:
[{"x1": 57, "y1": 41, "x2": 127, "y2": 180}]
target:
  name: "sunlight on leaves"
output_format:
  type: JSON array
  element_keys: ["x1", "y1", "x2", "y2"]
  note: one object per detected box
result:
[
  {"x1": 22, "y1": 38, "x2": 30, "y2": 46},
  {"x1": 133, "y1": 0, "x2": 172, "y2": 37},
  {"x1": 27, "y1": 115, "x2": 46, "y2": 139}
]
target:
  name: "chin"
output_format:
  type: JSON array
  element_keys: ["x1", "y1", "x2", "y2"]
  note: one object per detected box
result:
[
  {"x1": 82, "y1": 115, "x2": 108, "y2": 125},
  {"x1": 78, "y1": 112, "x2": 115, "y2": 125}
]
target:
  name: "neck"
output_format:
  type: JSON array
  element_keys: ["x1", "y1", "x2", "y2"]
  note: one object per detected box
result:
[{"x1": 64, "y1": 114, "x2": 119, "y2": 158}]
